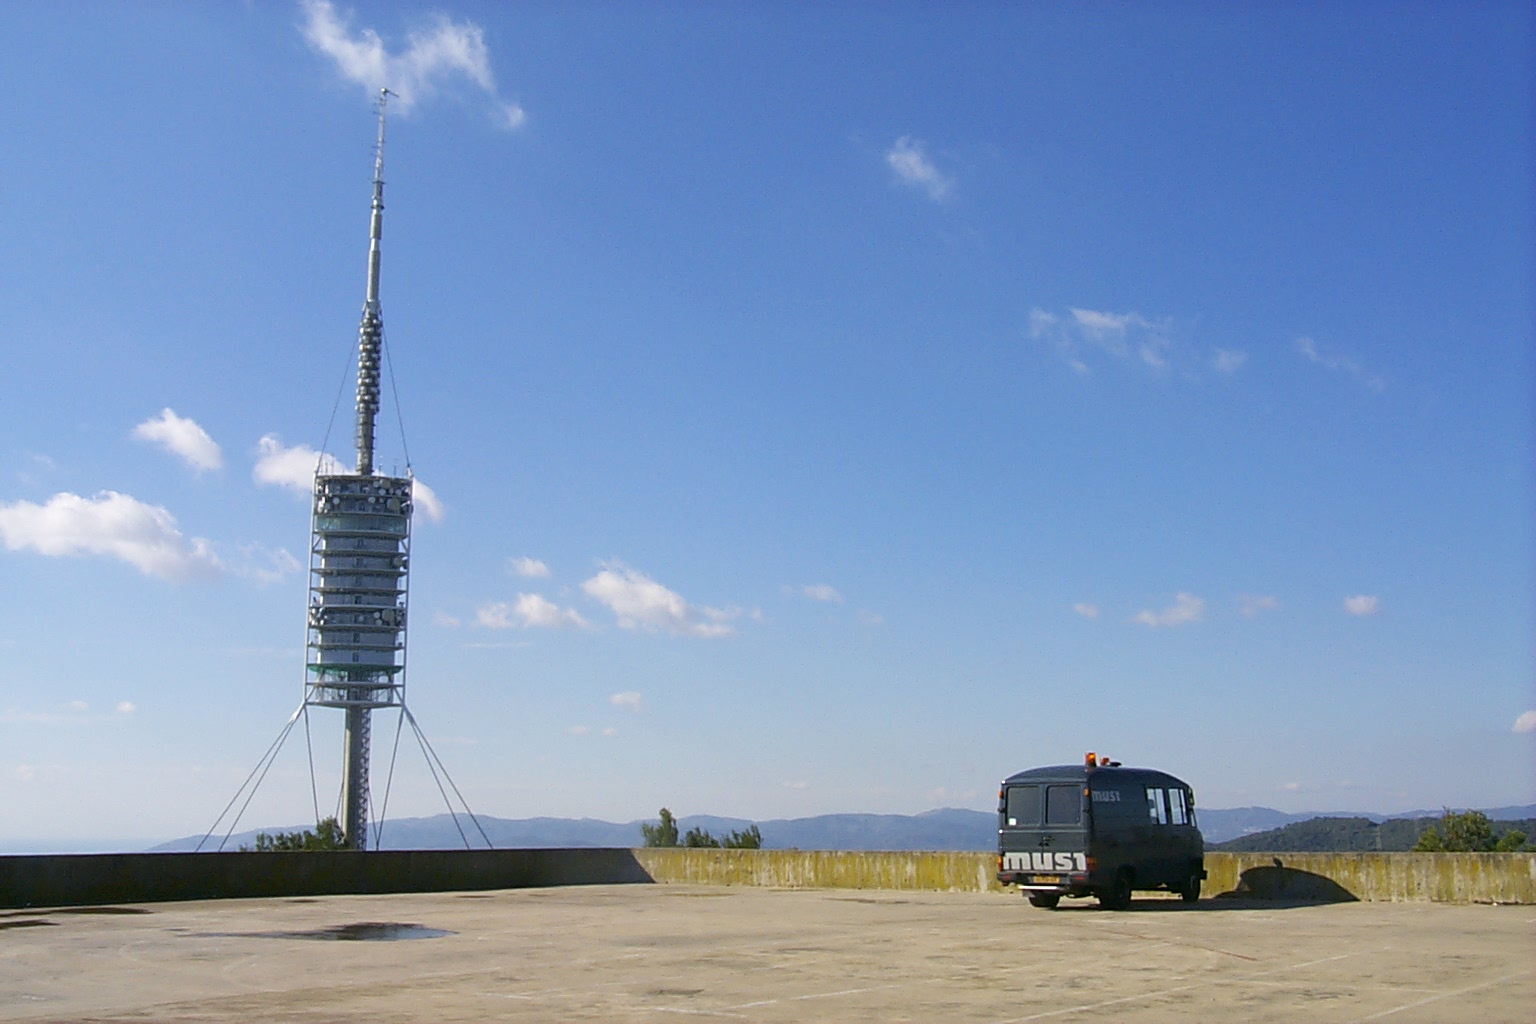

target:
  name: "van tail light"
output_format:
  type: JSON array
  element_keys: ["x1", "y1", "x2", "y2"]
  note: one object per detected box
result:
[
  {"x1": 1086, "y1": 857, "x2": 1097, "y2": 874},
  {"x1": 996, "y1": 854, "x2": 1003, "y2": 872}
]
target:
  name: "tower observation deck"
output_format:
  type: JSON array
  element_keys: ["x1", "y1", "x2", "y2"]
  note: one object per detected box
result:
[{"x1": 305, "y1": 89, "x2": 411, "y2": 851}]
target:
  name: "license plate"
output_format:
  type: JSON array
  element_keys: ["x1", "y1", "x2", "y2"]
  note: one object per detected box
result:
[{"x1": 1029, "y1": 875, "x2": 1062, "y2": 885}]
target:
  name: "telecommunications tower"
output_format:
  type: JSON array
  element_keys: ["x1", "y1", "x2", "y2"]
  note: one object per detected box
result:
[
  {"x1": 200, "y1": 90, "x2": 486, "y2": 855},
  {"x1": 303, "y1": 88, "x2": 412, "y2": 851}
]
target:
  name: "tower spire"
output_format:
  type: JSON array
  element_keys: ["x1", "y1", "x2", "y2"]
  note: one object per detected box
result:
[{"x1": 355, "y1": 87, "x2": 392, "y2": 477}]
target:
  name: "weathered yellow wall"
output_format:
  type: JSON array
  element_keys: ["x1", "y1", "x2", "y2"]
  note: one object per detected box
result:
[{"x1": 632, "y1": 849, "x2": 1536, "y2": 904}]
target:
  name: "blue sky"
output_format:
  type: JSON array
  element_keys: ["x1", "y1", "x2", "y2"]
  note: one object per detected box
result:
[{"x1": 1, "y1": 2, "x2": 1531, "y2": 847}]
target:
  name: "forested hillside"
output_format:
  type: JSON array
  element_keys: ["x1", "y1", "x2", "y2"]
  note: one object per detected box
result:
[{"x1": 1211, "y1": 816, "x2": 1536, "y2": 852}]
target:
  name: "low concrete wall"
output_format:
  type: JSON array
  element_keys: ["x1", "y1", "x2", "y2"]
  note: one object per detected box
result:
[
  {"x1": 6, "y1": 848, "x2": 1532, "y2": 909},
  {"x1": 633, "y1": 848, "x2": 997, "y2": 893},
  {"x1": 635, "y1": 849, "x2": 1536, "y2": 904},
  {"x1": 0, "y1": 848, "x2": 651, "y2": 910}
]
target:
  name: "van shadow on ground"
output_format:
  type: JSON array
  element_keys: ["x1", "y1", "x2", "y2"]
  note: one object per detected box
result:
[{"x1": 1049, "y1": 860, "x2": 1360, "y2": 912}]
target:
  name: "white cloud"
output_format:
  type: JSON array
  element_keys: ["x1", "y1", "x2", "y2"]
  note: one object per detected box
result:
[
  {"x1": 800, "y1": 583, "x2": 844, "y2": 604},
  {"x1": 1238, "y1": 594, "x2": 1280, "y2": 619},
  {"x1": 115, "y1": 701, "x2": 136, "y2": 715},
  {"x1": 301, "y1": 0, "x2": 525, "y2": 128},
  {"x1": 16, "y1": 765, "x2": 35, "y2": 783},
  {"x1": 581, "y1": 563, "x2": 738, "y2": 638},
  {"x1": 600, "y1": 726, "x2": 618, "y2": 737},
  {"x1": 1072, "y1": 603, "x2": 1100, "y2": 620},
  {"x1": 431, "y1": 611, "x2": 461, "y2": 628},
  {"x1": 0, "y1": 491, "x2": 221, "y2": 582},
  {"x1": 253, "y1": 435, "x2": 343, "y2": 491},
  {"x1": 1132, "y1": 593, "x2": 1205, "y2": 628},
  {"x1": 783, "y1": 780, "x2": 810, "y2": 790},
  {"x1": 68, "y1": 700, "x2": 89, "y2": 713},
  {"x1": 476, "y1": 594, "x2": 587, "y2": 630},
  {"x1": 1296, "y1": 336, "x2": 1385, "y2": 391},
  {"x1": 858, "y1": 610, "x2": 884, "y2": 627},
  {"x1": 132, "y1": 408, "x2": 222, "y2": 473},
  {"x1": 510, "y1": 557, "x2": 551, "y2": 579},
  {"x1": 1213, "y1": 349, "x2": 1247, "y2": 375},
  {"x1": 565, "y1": 724, "x2": 589, "y2": 736},
  {"x1": 610, "y1": 691, "x2": 643, "y2": 713},
  {"x1": 886, "y1": 136, "x2": 953, "y2": 202},
  {"x1": 1343, "y1": 594, "x2": 1380, "y2": 617},
  {"x1": 1031, "y1": 306, "x2": 1186, "y2": 376},
  {"x1": 411, "y1": 478, "x2": 445, "y2": 523},
  {"x1": 1513, "y1": 711, "x2": 1536, "y2": 734}
]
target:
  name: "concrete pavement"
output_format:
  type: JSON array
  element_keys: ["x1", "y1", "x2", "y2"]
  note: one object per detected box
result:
[{"x1": 2, "y1": 884, "x2": 1530, "y2": 1022}]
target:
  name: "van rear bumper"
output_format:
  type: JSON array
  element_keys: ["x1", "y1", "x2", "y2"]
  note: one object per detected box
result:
[{"x1": 998, "y1": 871, "x2": 1091, "y2": 893}]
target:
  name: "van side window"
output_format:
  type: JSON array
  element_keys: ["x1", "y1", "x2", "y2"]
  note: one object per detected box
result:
[
  {"x1": 1045, "y1": 785, "x2": 1081, "y2": 825},
  {"x1": 1168, "y1": 787, "x2": 1187, "y2": 825},
  {"x1": 1146, "y1": 787, "x2": 1167, "y2": 825},
  {"x1": 1006, "y1": 785, "x2": 1041, "y2": 827}
]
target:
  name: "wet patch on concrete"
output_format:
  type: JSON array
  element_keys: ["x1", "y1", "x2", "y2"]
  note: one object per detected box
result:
[
  {"x1": 0, "y1": 919, "x2": 57, "y2": 930},
  {"x1": 55, "y1": 906, "x2": 152, "y2": 915},
  {"x1": 193, "y1": 921, "x2": 454, "y2": 942}
]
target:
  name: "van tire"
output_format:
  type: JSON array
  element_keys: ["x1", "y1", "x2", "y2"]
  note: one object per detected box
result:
[
  {"x1": 1027, "y1": 892, "x2": 1060, "y2": 909},
  {"x1": 1179, "y1": 872, "x2": 1201, "y2": 903},
  {"x1": 1099, "y1": 869, "x2": 1133, "y2": 910}
]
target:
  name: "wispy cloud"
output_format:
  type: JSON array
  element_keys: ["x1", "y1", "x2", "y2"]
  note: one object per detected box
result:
[
  {"x1": 565, "y1": 724, "x2": 589, "y2": 736},
  {"x1": 1343, "y1": 594, "x2": 1380, "y2": 617},
  {"x1": 1072, "y1": 603, "x2": 1100, "y2": 620},
  {"x1": 1213, "y1": 349, "x2": 1247, "y2": 375},
  {"x1": 1238, "y1": 594, "x2": 1280, "y2": 619},
  {"x1": 132, "y1": 408, "x2": 222, "y2": 473},
  {"x1": 610, "y1": 691, "x2": 642, "y2": 713},
  {"x1": 1514, "y1": 711, "x2": 1536, "y2": 734},
  {"x1": 431, "y1": 611, "x2": 461, "y2": 628},
  {"x1": 0, "y1": 491, "x2": 220, "y2": 582},
  {"x1": 301, "y1": 0, "x2": 525, "y2": 128},
  {"x1": 253, "y1": 435, "x2": 343, "y2": 491},
  {"x1": 798, "y1": 583, "x2": 843, "y2": 604},
  {"x1": 1030, "y1": 306, "x2": 1195, "y2": 377},
  {"x1": 1132, "y1": 592, "x2": 1205, "y2": 628},
  {"x1": 858, "y1": 610, "x2": 884, "y2": 627},
  {"x1": 411, "y1": 478, "x2": 445, "y2": 523},
  {"x1": 581, "y1": 562, "x2": 738, "y2": 638},
  {"x1": 476, "y1": 594, "x2": 588, "y2": 630},
  {"x1": 510, "y1": 557, "x2": 551, "y2": 579},
  {"x1": 236, "y1": 544, "x2": 302, "y2": 585},
  {"x1": 116, "y1": 701, "x2": 136, "y2": 715},
  {"x1": 886, "y1": 136, "x2": 953, "y2": 202},
  {"x1": 1296, "y1": 336, "x2": 1385, "y2": 391}
]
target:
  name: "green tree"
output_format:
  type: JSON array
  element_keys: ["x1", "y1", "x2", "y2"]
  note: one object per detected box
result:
[
  {"x1": 243, "y1": 816, "x2": 348, "y2": 852},
  {"x1": 1493, "y1": 830, "x2": 1527, "y2": 852},
  {"x1": 1412, "y1": 809, "x2": 1499, "y2": 852},
  {"x1": 683, "y1": 826, "x2": 721, "y2": 847},
  {"x1": 722, "y1": 825, "x2": 763, "y2": 849},
  {"x1": 640, "y1": 808, "x2": 680, "y2": 847}
]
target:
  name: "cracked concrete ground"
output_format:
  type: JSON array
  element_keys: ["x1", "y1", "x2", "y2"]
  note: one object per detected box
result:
[{"x1": 1, "y1": 885, "x2": 1530, "y2": 1023}]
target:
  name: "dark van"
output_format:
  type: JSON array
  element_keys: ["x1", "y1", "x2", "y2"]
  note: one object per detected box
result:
[{"x1": 997, "y1": 754, "x2": 1205, "y2": 909}]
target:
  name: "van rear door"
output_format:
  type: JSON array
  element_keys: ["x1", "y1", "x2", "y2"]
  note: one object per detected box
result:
[{"x1": 999, "y1": 781, "x2": 1088, "y2": 883}]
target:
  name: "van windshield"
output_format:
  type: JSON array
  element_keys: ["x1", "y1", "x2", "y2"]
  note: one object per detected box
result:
[
  {"x1": 1046, "y1": 785, "x2": 1081, "y2": 825},
  {"x1": 1005, "y1": 785, "x2": 1041, "y2": 826}
]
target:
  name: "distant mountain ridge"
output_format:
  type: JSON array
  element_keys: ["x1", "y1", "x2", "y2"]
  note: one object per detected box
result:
[{"x1": 146, "y1": 803, "x2": 1536, "y2": 853}]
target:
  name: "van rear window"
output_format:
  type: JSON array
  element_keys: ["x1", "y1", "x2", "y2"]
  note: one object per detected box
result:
[
  {"x1": 1005, "y1": 785, "x2": 1041, "y2": 826},
  {"x1": 1046, "y1": 785, "x2": 1081, "y2": 825}
]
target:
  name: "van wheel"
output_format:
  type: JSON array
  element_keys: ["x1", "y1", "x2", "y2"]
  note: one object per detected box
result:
[
  {"x1": 1099, "y1": 869, "x2": 1132, "y2": 910},
  {"x1": 1179, "y1": 872, "x2": 1201, "y2": 903},
  {"x1": 1027, "y1": 893, "x2": 1060, "y2": 909}
]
